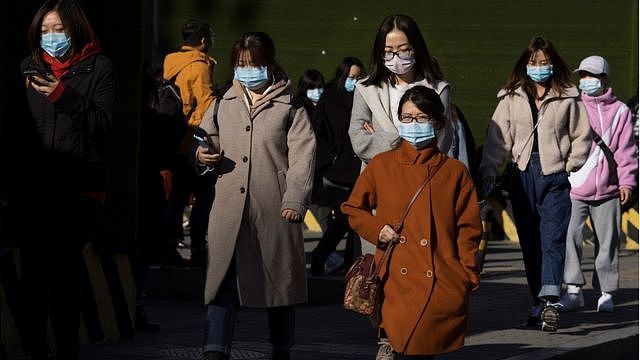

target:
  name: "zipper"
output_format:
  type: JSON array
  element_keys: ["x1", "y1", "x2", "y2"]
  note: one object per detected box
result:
[{"x1": 595, "y1": 99, "x2": 604, "y2": 197}]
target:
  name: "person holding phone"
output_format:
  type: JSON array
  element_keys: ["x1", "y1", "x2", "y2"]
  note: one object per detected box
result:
[
  {"x1": 194, "y1": 32, "x2": 316, "y2": 360},
  {"x1": 17, "y1": 0, "x2": 116, "y2": 359}
]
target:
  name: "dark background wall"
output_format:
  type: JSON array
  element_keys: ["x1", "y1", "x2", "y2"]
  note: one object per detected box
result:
[{"x1": 0, "y1": 0, "x2": 143, "y2": 252}]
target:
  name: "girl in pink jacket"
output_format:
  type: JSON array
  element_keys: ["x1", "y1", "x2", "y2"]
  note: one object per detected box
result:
[{"x1": 559, "y1": 55, "x2": 638, "y2": 313}]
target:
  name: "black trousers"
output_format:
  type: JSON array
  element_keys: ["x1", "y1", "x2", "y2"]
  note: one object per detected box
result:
[{"x1": 17, "y1": 192, "x2": 101, "y2": 360}]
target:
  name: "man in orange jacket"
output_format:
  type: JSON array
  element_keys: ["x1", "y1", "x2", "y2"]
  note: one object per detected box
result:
[{"x1": 162, "y1": 19, "x2": 216, "y2": 266}]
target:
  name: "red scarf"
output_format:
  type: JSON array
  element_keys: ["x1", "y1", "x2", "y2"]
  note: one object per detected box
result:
[{"x1": 42, "y1": 41, "x2": 101, "y2": 79}]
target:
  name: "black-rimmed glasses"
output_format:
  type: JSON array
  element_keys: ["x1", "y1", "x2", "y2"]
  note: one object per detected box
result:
[
  {"x1": 382, "y1": 49, "x2": 414, "y2": 61},
  {"x1": 399, "y1": 113, "x2": 432, "y2": 123}
]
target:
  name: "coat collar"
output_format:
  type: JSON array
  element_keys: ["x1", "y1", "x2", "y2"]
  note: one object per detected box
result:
[
  {"x1": 497, "y1": 85, "x2": 580, "y2": 102},
  {"x1": 581, "y1": 87, "x2": 617, "y2": 106},
  {"x1": 394, "y1": 139, "x2": 441, "y2": 165}
]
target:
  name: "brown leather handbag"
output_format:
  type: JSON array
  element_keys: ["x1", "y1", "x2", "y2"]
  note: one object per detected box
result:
[{"x1": 343, "y1": 158, "x2": 446, "y2": 317}]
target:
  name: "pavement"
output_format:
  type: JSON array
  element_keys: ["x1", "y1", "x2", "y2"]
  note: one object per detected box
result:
[{"x1": 8, "y1": 238, "x2": 638, "y2": 360}]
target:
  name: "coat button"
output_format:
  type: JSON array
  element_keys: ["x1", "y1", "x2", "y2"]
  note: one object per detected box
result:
[
  {"x1": 399, "y1": 235, "x2": 407, "y2": 244},
  {"x1": 245, "y1": 125, "x2": 251, "y2": 131},
  {"x1": 420, "y1": 238, "x2": 428, "y2": 247},
  {"x1": 400, "y1": 267, "x2": 408, "y2": 275},
  {"x1": 240, "y1": 187, "x2": 245, "y2": 193},
  {"x1": 242, "y1": 156, "x2": 248, "y2": 162},
  {"x1": 425, "y1": 270, "x2": 433, "y2": 278}
]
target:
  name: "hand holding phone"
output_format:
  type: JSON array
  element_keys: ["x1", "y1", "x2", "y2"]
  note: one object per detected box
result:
[{"x1": 23, "y1": 68, "x2": 57, "y2": 96}]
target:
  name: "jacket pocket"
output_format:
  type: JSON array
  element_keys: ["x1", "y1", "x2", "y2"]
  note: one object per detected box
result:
[{"x1": 277, "y1": 170, "x2": 287, "y2": 198}]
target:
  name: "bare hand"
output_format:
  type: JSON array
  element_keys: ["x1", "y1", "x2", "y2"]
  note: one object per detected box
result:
[
  {"x1": 196, "y1": 145, "x2": 220, "y2": 166},
  {"x1": 29, "y1": 74, "x2": 59, "y2": 97},
  {"x1": 362, "y1": 121, "x2": 375, "y2": 134},
  {"x1": 620, "y1": 187, "x2": 632, "y2": 205},
  {"x1": 378, "y1": 224, "x2": 398, "y2": 244},
  {"x1": 281, "y1": 209, "x2": 302, "y2": 223}
]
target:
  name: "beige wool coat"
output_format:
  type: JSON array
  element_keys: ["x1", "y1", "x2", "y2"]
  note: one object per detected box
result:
[
  {"x1": 198, "y1": 78, "x2": 316, "y2": 307},
  {"x1": 342, "y1": 141, "x2": 482, "y2": 355}
]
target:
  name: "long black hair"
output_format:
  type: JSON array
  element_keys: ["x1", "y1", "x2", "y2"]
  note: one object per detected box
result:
[
  {"x1": 333, "y1": 56, "x2": 365, "y2": 87},
  {"x1": 363, "y1": 14, "x2": 443, "y2": 87},
  {"x1": 504, "y1": 36, "x2": 572, "y2": 98},
  {"x1": 28, "y1": 0, "x2": 96, "y2": 65},
  {"x1": 296, "y1": 69, "x2": 325, "y2": 99}
]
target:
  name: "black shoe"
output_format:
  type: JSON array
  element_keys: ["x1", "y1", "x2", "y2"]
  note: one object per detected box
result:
[
  {"x1": 271, "y1": 349, "x2": 290, "y2": 360},
  {"x1": 526, "y1": 302, "x2": 544, "y2": 327},
  {"x1": 541, "y1": 302, "x2": 560, "y2": 332},
  {"x1": 135, "y1": 306, "x2": 160, "y2": 332},
  {"x1": 204, "y1": 351, "x2": 229, "y2": 360}
]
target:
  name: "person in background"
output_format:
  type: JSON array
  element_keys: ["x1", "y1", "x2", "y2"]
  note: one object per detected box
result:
[
  {"x1": 342, "y1": 86, "x2": 481, "y2": 359},
  {"x1": 480, "y1": 36, "x2": 591, "y2": 332},
  {"x1": 18, "y1": 0, "x2": 116, "y2": 358},
  {"x1": 309, "y1": 56, "x2": 364, "y2": 276},
  {"x1": 194, "y1": 31, "x2": 316, "y2": 360},
  {"x1": 557, "y1": 55, "x2": 638, "y2": 313},
  {"x1": 295, "y1": 69, "x2": 330, "y2": 235},
  {"x1": 349, "y1": 14, "x2": 462, "y2": 256},
  {"x1": 162, "y1": 19, "x2": 216, "y2": 266}
]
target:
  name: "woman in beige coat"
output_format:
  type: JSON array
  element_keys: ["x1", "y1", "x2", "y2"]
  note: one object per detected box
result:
[
  {"x1": 342, "y1": 86, "x2": 482, "y2": 359},
  {"x1": 479, "y1": 36, "x2": 591, "y2": 332},
  {"x1": 195, "y1": 32, "x2": 316, "y2": 360}
]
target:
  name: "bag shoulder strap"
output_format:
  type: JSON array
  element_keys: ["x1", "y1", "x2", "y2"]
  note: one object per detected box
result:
[
  {"x1": 369, "y1": 156, "x2": 447, "y2": 281},
  {"x1": 592, "y1": 128, "x2": 619, "y2": 184}
]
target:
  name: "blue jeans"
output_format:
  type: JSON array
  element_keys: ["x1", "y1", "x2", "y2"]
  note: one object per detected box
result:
[
  {"x1": 204, "y1": 263, "x2": 296, "y2": 355},
  {"x1": 509, "y1": 153, "x2": 570, "y2": 302}
]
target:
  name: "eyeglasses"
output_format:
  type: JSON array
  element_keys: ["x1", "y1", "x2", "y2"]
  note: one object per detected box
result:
[
  {"x1": 382, "y1": 49, "x2": 414, "y2": 61},
  {"x1": 399, "y1": 113, "x2": 433, "y2": 123}
]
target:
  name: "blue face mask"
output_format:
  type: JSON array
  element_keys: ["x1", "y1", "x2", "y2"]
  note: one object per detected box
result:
[
  {"x1": 344, "y1": 77, "x2": 357, "y2": 92},
  {"x1": 579, "y1": 78, "x2": 602, "y2": 96},
  {"x1": 306, "y1": 88, "x2": 323, "y2": 103},
  {"x1": 398, "y1": 121, "x2": 435, "y2": 148},
  {"x1": 526, "y1": 65, "x2": 553, "y2": 83},
  {"x1": 234, "y1": 66, "x2": 270, "y2": 90},
  {"x1": 41, "y1": 32, "x2": 71, "y2": 58}
]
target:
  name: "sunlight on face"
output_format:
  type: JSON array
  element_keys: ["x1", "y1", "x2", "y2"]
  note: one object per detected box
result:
[{"x1": 41, "y1": 11, "x2": 65, "y2": 35}]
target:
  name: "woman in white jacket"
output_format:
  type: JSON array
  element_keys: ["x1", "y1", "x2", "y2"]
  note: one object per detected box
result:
[{"x1": 349, "y1": 14, "x2": 463, "y2": 256}]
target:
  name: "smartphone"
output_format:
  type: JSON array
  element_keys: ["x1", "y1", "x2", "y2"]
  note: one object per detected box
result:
[
  {"x1": 23, "y1": 68, "x2": 52, "y2": 78},
  {"x1": 193, "y1": 133, "x2": 214, "y2": 153},
  {"x1": 23, "y1": 68, "x2": 52, "y2": 85}
]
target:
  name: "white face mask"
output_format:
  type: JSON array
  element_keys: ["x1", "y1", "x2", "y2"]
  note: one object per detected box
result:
[
  {"x1": 306, "y1": 88, "x2": 323, "y2": 103},
  {"x1": 384, "y1": 55, "x2": 415, "y2": 75}
]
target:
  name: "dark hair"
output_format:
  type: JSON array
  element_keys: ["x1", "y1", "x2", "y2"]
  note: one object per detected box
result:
[
  {"x1": 182, "y1": 19, "x2": 213, "y2": 46},
  {"x1": 504, "y1": 36, "x2": 572, "y2": 98},
  {"x1": 28, "y1": 0, "x2": 96, "y2": 65},
  {"x1": 231, "y1": 32, "x2": 283, "y2": 77},
  {"x1": 296, "y1": 69, "x2": 325, "y2": 99},
  {"x1": 363, "y1": 15, "x2": 443, "y2": 87},
  {"x1": 333, "y1": 56, "x2": 365, "y2": 87},
  {"x1": 397, "y1": 85, "x2": 446, "y2": 130}
]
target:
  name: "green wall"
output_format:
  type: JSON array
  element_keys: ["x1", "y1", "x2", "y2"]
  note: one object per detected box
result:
[{"x1": 156, "y1": 0, "x2": 638, "y2": 144}]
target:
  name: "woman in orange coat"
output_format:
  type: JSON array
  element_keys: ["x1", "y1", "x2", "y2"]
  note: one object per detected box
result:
[{"x1": 341, "y1": 86, "x2": 482, "y2": 359}]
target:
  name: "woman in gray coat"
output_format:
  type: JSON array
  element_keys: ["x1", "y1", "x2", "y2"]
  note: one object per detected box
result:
[{"x1": 195, "y1": 32, "x2": 316, "y2": 360}]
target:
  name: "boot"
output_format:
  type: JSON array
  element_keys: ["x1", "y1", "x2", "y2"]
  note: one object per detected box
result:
[
  {"x1": 271, "y1": 349, "x2": 290, "y2": 360},
  {"x1": 204, "y1": 351, "x2": 229, "y2": 360},
  {"x1": 135, "y1": 305, "x2": 160, "y2": 332}
]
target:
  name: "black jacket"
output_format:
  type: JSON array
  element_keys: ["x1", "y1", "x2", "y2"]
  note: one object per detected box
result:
[
  {"x1": 20, "y1": 54, "x2": 116, "y2": 193},
  {"x1": 312, "y1": 82, "x2": 361, "y2": 186}
]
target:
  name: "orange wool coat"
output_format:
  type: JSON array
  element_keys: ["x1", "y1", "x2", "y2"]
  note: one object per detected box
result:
[{"x1": 341, "y1": 140, "x2": 482, "y2": 356}]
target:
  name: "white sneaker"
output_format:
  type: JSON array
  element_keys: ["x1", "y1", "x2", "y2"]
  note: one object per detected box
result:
[
  {"x1": 375, "y1": 338, "x2": 394, "y2": 360},
  {"x1": 597, "y1": 292, "x2": 614, "y2": 312},
  {"x1": 324, "y1": 252, "x2": 344, "y2": 274},
  {"x1": 556, "y1": 286, "x2": 584, "y2": 312}
]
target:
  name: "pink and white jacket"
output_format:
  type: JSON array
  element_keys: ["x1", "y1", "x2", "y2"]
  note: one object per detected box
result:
[{"x1": 568, "y1": 88, "x2": 638, "y2": 201}]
